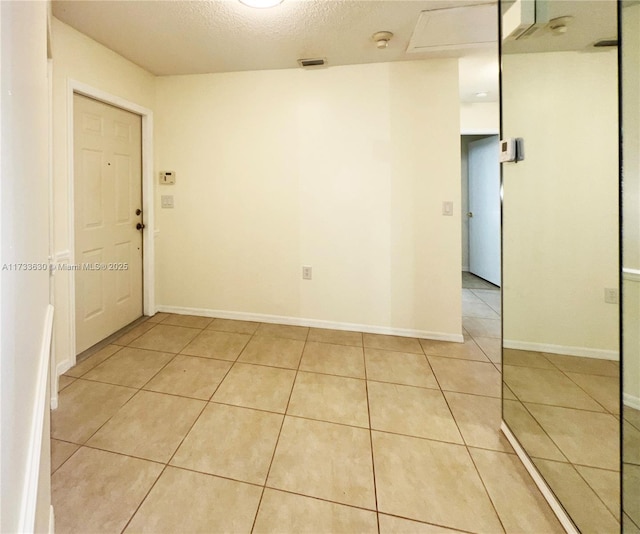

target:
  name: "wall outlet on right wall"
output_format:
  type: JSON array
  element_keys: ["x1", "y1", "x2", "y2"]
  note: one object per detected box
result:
[{"x1": 604, "y1": 288, "x2": 619, "y2": 304}]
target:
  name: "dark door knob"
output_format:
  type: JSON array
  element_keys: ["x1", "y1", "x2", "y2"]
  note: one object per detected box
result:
[
  {"x1": 135, "y1": 209, "x2": 142, "y2": 216},
  {"x1": 136, "y1": 223, "x2": 145, "y2": 230}
]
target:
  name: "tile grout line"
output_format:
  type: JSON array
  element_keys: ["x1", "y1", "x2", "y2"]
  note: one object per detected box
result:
[
  {"x1": 109, "y1": 320, "x2": 157, "y2": 348},
  {"x1": 50, "y1": 442, "x2": 83, "y2": 477},
  {"x1": 135, "y1": 352, "x2": 181, "y2": 393},
  {"x1": 547, "y1": 359, "x2": 618, "y2": 415},
  {"x1": 64, "y1": 344, "x2": 126, "y2": 379},
  {"x1": 505, "y1": 353, "x2": 619, "y2": 416},
  {"x1": 62, "y1": 382, "x2": 142, "y2": 450},
  {"x1": 205, "y1": 345, "x2": 247, "y2": 402},
  {"x1": 515, "y1": 397, "x2": 618, "y2": 416},
  {"x1": 421, "y1": 311, "x2": 507, "y2": 531},
  {"x1": 529, "y1": 457, "x2": 622, "y2": 525},
  {"x1": 625, "y1": 510, "x2": 640, "y2": 532},
  {"x1": 119, "y1": 465, "x2": 168, "y2": 533},
  {"x1": 71, "y1": 361, "x2": 506, "y2": 404},
  {"x1": 59, "y1": 315, "x2": 576, "y2": 533},
  {"x1": 64, "y1": 435, "x2": 510, "y2": 530},
  {"x1": 380, "y1": 511, "x2": 476, "y2": 534},
  {"x1": 57, "y1": 325, "x2": 506, "y2": 454},
  {"x1": 66, "y1": 319, "x2": 208, "y2": 379},
  {"x1": 623, "y1": 410, "x2": 640, "y2": 433},
  {"x1": 76, "y1": 443, "x2": 168, "y2": 467},
  {"x1": 361, "y1": 342, "x2": 381, "y2": 534},
  {"x1": 249, "y1": 326, "x2": 309, "y2": 533},
  {"x1": 510, "y1": 345, "x2": 619, "y2": 379},
  {"x1": 61, "y1": 337, "x2": 196, "y2": 454},
  {"x1": 420, "y1": 332, "x2": 508, "y2": 531},
  {"x1": 573, "y1": 469, "x2": 623, "y2": 522},
  {"x1": 117, "y1": 319, "x2": 231, "y2": 533},
  {"x1": 516, "y1": 401, "x2": 572, "y2": 464},
  {"x1": 74, "y1": 315, "x2": 151, "y2": 363},
  {"x1": 119, "y1": 373, "x2": 215, "y2": 533},
  {"x1": 456, "y1": 419, "x2": 509, "y2": 533}
]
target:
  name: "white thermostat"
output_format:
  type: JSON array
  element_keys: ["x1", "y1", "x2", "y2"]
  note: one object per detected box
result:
[
  {"x1": 500, "y1": 138, "x2": 524, "y2": 163},
  {"x1": 159, "y1": 171, "x2": 176, "y2": 185}
]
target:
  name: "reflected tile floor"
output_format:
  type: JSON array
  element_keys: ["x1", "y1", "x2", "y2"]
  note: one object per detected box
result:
[
  {"x1": 503, "y1": 348, "x2": 622, "y2": 532},
  {"x1": 52, "y1": 309, "x2": 563, "y2": 533}
]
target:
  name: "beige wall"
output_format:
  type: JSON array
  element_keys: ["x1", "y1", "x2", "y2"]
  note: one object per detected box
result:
[
  {"x1": 625, "y1": 275, "x2": 640, "y2": 406},
  {"x1": 502, "y1": 50, "x2": 619, "y2": 357},
  {"x1": 155, "y1": 60, "x2": 463, "y2": 338},
  {"x1": 460, "y1": 102, "x2": 499, "y2": 134},
  {"x1": 1, "y1": 1, "x2": 52, "y2": 531},
  {"x1": 623, "y1": 3, "x2": 640, "y2": 273},
  {"x1": 623, "y1": 2, "x2": 640, "y2": 405},
  {"x1": 51, "y1": 18, "x2": 156, "y2": 371},
  {"x1": 50, "y1": 20, "x2": 464, "y2": 369}
]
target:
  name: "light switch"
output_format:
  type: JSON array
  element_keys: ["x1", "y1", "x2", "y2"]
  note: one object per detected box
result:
[
  {"x1": 161, "y1": 195, "x2": 174, "y2": 209},
  {"x1": 442, "y1": 201, "x2": 454, "y2": 216}
]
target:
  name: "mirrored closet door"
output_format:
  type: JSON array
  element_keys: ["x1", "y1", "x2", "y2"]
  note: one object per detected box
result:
[
  {"x1": 622, "y1": 1, "x2": 640, "y2": 531},
  {"x1": 500, "y1": 0, "x2": 621, "y2": 531}
]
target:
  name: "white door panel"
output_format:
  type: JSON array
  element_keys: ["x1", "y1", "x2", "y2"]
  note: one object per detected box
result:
[
  {"x1": 74, "y1": 94, "x2": 143, "y2": 353},
  {"x1": 468, "y1": 135, "x2": 501, "y2": 286}
]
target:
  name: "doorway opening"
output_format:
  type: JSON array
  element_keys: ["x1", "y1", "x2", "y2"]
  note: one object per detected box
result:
[{"x1": 460, "y1": 134, "x2": 501, "y2": 359}]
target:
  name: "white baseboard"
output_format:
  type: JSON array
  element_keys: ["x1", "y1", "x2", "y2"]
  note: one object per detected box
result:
[
  {"x1": 501, "y1": 421, "x2": 578, "y2": 534},
  {"x1": 56, "y1": 359, "x2": 72, "y2": 376},
  {"x1": 503, "y1": 339, "x2": 618, "y2": 361},
  {"x1": 624, "y1": 393, "x2": 640, "y2": 411},
  {"x1": 156, "y1": 305, "x2": 464, "y2": 343},
  {"x1": 18, "y1": 305, "x2": 54, "y2": 533},
  {"x1": 51, "y1": 359, "x2": 73, "y2": 410},
  {"x1": 623, "y1": 268, "x2": 640, "y2": 282}
]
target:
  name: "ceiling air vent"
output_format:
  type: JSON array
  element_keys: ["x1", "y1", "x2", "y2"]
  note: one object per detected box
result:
[
  {"x1": 593, "y1": 39, "x2": 618, "y2": 48},
  {"x1": 298, "y1": 58, "x2": 327, "y2": 69}
]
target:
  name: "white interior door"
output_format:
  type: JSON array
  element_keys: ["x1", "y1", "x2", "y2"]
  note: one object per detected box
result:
[
  {"x1": 468, "y1": 135, "x2": 501, "y2": 286},
  {"x1": 74, "y1": 93, "x2": 143, "y2": 354}
]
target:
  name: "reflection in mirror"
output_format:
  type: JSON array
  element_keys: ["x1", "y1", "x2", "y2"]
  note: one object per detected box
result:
[
  {"x1": 500, "y1": 1, "x2": 620, "y2": 532},
  {"x1": 623, "y1": 1, "x2": 640, "y2": 531}
]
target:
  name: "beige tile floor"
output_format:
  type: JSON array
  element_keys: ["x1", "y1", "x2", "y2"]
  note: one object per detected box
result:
[
  {"x1": 625, "y1": 407, "x2": 640, "y2": 531},
  {"x1": 51, "y1": 279, "x2": 564, "y2": 534},
  {"x1": 502, "y1": 347, "x2": 622, "y2": 532}
]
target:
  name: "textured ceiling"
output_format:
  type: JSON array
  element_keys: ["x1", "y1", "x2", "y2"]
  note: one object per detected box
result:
[
  {"x1": 502, "y1": 0, "x2": 617, "y2": 54},
  {"x1": 52, "y1": 0, "x2": 500, "y2": 102}
]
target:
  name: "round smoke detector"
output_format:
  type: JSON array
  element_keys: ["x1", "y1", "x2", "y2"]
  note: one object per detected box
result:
[
  {"x1": 372, "y1": 31, "x2": 394, "y2": 49},
  {"x1": 547, "y1": 16, "x2": 574, "y2": 35}
]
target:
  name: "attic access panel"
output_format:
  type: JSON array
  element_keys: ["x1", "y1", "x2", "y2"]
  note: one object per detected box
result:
[{"x1": 407, "y1": 3, "x2": 497, "y2": 53}]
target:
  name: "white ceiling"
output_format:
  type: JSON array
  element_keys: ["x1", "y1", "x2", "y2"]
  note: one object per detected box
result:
[
  {"x1": 52, "y1": 0, "x2": 500, "y2": 102},
  {"x1": 502, "y1": 0, "x2": 617, "y2": 54}
]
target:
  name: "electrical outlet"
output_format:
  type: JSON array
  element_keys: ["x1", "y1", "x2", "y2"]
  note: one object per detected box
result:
[
  {"x1": 604, "y1": 288, "x2": 618, "y2": 304},
  {"x1": 302, "y1": 266, "x2": 312, "y2": 280}
]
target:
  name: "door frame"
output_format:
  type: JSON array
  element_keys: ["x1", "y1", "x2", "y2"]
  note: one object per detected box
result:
[
  {"x1": 67, "y1": 79, "x2": 155, "y2": 364},
  {"x1": 461, "y1": 132, "x2": 499, "y2": 274},
  {"x1": 467, "y1": 134, "x2": 501, "y2": 286}
]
